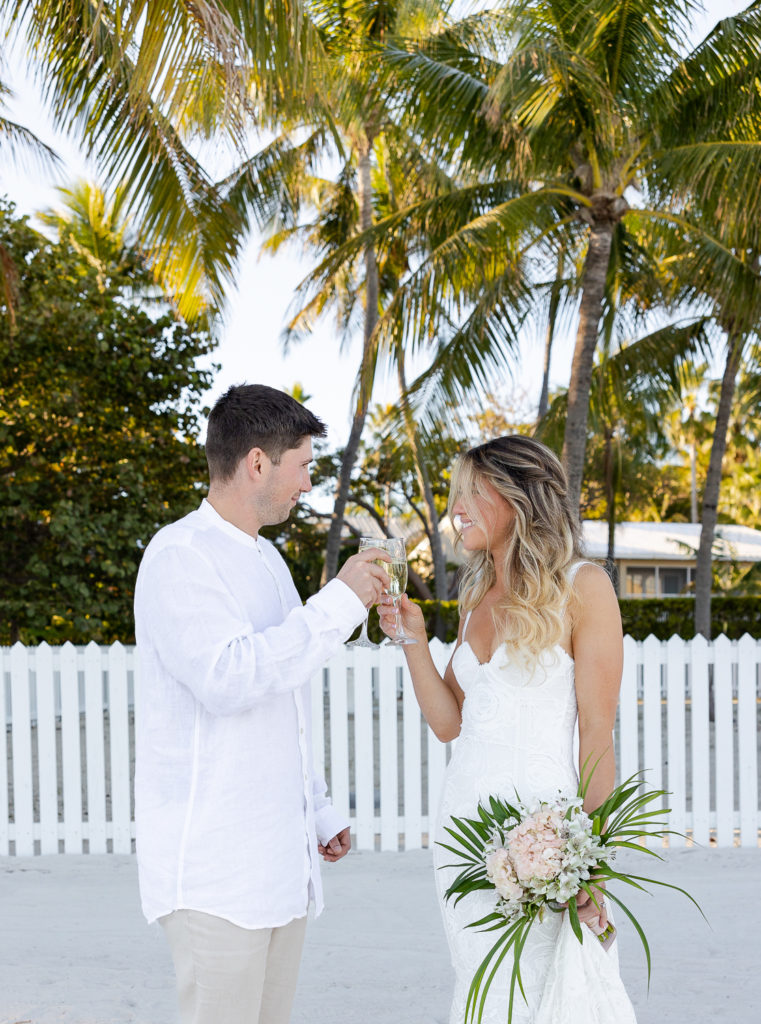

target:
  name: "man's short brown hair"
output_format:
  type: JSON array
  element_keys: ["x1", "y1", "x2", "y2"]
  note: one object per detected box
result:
[{"x1": 205, "y1": 384, "x2": 326, "y2": 482}]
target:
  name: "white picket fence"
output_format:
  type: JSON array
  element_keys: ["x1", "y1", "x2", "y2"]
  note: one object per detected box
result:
[{"x1": 1, "y1": 636, "x2": 759, "y2": 855}]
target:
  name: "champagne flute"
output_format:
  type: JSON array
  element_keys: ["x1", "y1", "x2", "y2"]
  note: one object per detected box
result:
[
  {"x1": 375, "y1": 537, "x2": 417, "y2": 646},
  {"x1": 345, "y1": 536, "x2": 381, "y2": 649}
]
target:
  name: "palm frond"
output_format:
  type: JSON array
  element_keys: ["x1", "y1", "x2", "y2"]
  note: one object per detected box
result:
[{"x1": 0, "y1": 111, "x2": 60, "y2": 174}]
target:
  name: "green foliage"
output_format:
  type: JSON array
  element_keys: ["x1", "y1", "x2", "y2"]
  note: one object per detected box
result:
[
  {"x1": 393, "y1": 598, "x2": 761, "y2": 642},
  {"x1": 262, "y1": 507, "x2": 331, "y2": 599},
  {"x1": 619, "y1": 596, "x2": 761, "y2": 641},
  {"x1": 412, "y1": 599, "x2": 461, "y2": 641},
  {"x1": 0, "y1": 201, "x2": 213, "y2": 644}
]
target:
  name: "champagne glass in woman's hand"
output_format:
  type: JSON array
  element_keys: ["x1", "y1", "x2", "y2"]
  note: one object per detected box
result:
[
  {"x1": 376, "y1": 537, "x2": 417, "y2": 646},
  {"x1": 345, "y1": 536, "x2": 382, "y2": 649}
]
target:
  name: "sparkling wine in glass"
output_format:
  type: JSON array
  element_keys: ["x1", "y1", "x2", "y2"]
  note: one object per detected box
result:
[
  {"x1": 345, "y1": 536, "x2": 381, "y2": 649},
  {"x1": 376, "y1": 537, "x2": 417, "y2": 646}
]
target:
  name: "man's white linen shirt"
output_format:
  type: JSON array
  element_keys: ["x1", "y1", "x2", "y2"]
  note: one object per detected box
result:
[{"x1": 134, "y1": 499, "x2": 365, "y2": 929}]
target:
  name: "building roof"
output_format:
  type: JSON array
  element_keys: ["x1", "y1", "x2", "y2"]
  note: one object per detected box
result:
[
  {"x1": 582, "y1": 520, "x2": 761, "y2": 563},
  {"x1": 408, "y1": 517, "x2": 761, "y2": 566}
]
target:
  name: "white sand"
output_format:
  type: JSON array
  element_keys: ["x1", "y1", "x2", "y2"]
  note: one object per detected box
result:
[{"x1": 0, "y1": 847, "x2": 758, "y2": 1024}]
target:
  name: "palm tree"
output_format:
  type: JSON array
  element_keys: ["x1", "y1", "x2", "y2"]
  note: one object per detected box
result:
[
  {"x1": 540, "y1": 314, "x2": 711, "y2": 576},
  {"x1": 651, "y1": 184, "x2": 761, "y2": 635},
  {"x1": 335, "y1": 0, "x2": 761, "y2": 510},
  {"x1": 38, "y1": 179, "x2": 194, "y2": 318},
  {"x1": 663, "y1": 361, "x2": 711, "y2": 524},
  {"x1": 694, "y1": 331, "x2": 760, "y2": 636},
  {"x1": 236, "y1": 0, "x2": 453, "y2": 593},
  {"x1": 3, "y1": 0, "x2": 323, "y2": 321}
]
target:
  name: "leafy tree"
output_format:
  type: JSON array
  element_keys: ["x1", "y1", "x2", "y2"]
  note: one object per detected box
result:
[{"x1": 0, "y1": 200, "x2": 213, "y2": 644}]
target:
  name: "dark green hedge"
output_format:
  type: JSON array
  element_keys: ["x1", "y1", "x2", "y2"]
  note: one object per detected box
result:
[
  {"x1": 355, "y1": 596, "x2": 761, "y2": 643},
  {"x1": 618, "y1": 596, "x2": 761, "y2": 640}
]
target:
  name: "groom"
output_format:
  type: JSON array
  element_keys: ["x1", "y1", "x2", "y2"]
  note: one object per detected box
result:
[{"x1": 134, "y1": 383, "x2": 389, "y2": 1024}]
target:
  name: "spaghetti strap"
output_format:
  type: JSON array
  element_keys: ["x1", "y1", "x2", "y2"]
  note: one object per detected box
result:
[
  {"x1": 567, "y1": 560, "x2": 594, "y2": 583},
  {"x1": 462, "y1": 610, "x2": 473, "y2": 640}
]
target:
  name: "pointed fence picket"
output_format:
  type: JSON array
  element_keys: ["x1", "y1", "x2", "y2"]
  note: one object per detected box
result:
[
  {"x1": 1, "y1": 634, "x2": 759, "y2": 854},
  {"x1": 36, "y1": 644, "x2": 58, "y2": 855},
  {"x1": 666, "y1": 636, "x2": 687, "y2": 847},
  {"x1": 690, "y1": 636, "x2": 711, "y2": 848},
  {"x1": 714, "y1": 636, "x2": 736, "y2": 847},
  {"x1": 737, "y1": 636, "x2": 759, "y2": 848}
]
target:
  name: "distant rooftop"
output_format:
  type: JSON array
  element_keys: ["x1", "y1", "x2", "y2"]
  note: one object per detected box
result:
[
  {"x1": 405, "y1": 517, "x2": 761, "y2": 566},
  {"x1": 582, "y1": 521, "x2": 761, "y2": 563}
]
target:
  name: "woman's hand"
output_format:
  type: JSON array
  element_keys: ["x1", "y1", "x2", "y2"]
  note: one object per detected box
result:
[
  {"x1": 378, "y1": 593, "x2": 427, "y2": 643},
  {"x1": 574, "y1": 882, "x2": 608, "y2": 934}
]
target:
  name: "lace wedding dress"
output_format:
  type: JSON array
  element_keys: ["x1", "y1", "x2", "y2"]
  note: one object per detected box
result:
[{"x1": 433, "y1": 566, "x2": 637, "y2": 1024}]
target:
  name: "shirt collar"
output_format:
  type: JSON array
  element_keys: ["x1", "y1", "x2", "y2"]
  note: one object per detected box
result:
[{"x1": 199, "y1": 498, "x2": 263, "y2": 551}]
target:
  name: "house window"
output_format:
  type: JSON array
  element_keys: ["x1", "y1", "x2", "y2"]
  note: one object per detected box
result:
[
  {"x1": 626, "y1": 568, "x2": 656, "y2": 597},
  {"x1": 660, "y1": 567, "x2": 690, "y2": 596}
]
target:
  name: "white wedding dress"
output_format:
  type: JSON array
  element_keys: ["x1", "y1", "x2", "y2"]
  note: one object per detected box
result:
[{"x1": 433, "y1": 566, "x2": 637, "y2": 1024}]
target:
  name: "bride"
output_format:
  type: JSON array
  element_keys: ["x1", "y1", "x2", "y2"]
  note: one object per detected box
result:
[{"x1": 378, "y1": 435, "x2": 637, "y2": 1023}]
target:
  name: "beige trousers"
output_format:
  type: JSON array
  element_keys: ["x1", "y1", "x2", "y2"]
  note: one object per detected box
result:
[{"x1": 160, "y1": 910, "x2": 308, "y2": 1024}]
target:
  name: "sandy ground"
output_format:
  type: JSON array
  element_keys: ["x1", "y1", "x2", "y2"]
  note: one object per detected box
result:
[{"x1": 0, "y1": 847, "x2": 759, "y2": 1024}]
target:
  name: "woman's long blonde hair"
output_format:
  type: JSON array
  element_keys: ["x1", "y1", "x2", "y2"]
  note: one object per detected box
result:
[{"x1": 449, "y1": 435, "x2": 584, "y2": 665}]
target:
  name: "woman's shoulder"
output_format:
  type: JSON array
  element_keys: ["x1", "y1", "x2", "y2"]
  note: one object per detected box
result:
[
  {"x1": 569, "y1": 562, "x2": 621, "y2": 628},
  {"x1": 568, "y1": 560, "x2": 611, "y2": 587}
]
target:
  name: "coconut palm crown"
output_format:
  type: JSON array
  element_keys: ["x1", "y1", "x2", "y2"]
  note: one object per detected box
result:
[{"x1": 307, "y1": 0, "x2": 761, "y2": 509}]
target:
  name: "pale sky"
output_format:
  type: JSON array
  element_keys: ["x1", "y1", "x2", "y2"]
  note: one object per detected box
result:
[{"x1": 0, "y1": 0, "x2": 745, "y2": 451}]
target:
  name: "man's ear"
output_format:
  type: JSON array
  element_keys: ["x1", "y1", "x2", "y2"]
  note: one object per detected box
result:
[{"x1": 245, "y1": 447, "x2": 268, "y2": 479}]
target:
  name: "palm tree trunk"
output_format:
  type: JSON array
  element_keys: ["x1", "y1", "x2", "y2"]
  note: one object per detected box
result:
[
  {"x1": 562, "y1": 218, "x2": 615, "y2": 512},
  {"x1": 322, "y1": 135, "x2": 379, "y2": 583},
  {"x1": 396, "y1": 352, "x2": 449, "y2": 637},
  {"x1": 694, "y1": 334, "x2": 744, "y2": 638},
  {"x1": 537, "y1": 258, "x2": 564, "y2": 421},
  {"x1": 690, "y1": 439, "x2": 698, "y2": 523},
  {"x1": 538, "y1": 318, "x2": 555, "y2": 423}
]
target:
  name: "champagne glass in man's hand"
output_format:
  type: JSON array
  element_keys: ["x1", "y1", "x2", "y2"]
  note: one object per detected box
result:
[{"x1": 344, "y1": 536, "x2": 387, "y2": 649}]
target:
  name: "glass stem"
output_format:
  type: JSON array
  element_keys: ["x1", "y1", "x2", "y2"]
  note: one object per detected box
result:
[{"x1": 392, "y1": 597, "x2": 402, "y2": 636}]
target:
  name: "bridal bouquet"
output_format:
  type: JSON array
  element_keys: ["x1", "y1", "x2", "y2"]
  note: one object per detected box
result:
[{"x1": 439, "y1": 767, "x2": 702, "y2": 1024}]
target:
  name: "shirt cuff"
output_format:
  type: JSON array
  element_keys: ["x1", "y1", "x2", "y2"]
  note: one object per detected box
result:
[
  {"x1": 307, "y1": 578, "x2": 367, "y2": 639},
  {"x1": 314, "y1": 803, "x2": 351, "y2": 846}
]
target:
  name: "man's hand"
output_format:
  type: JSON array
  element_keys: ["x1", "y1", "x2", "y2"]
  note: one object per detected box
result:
[
  {"x1": 318, "y1": 827, "x2": 351, "y2": 862},
  {"x1": 336, "y1": 549, "x2": 390, "y2": 608}
]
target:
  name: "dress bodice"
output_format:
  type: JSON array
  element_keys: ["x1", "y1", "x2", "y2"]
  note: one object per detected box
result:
[{"x1": 447, "y1": 612, "x2": 580, "y2": 806}]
